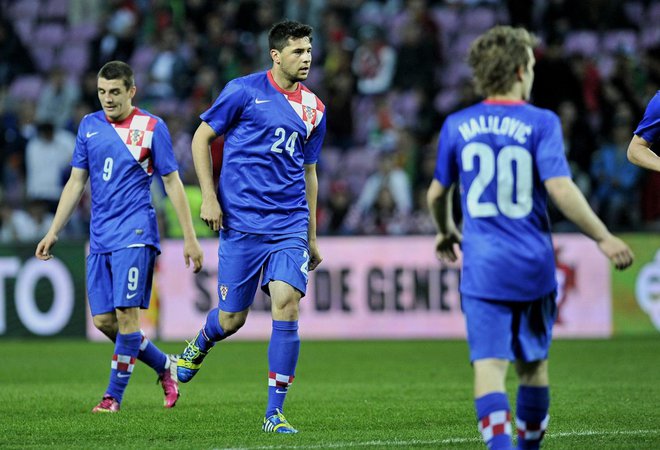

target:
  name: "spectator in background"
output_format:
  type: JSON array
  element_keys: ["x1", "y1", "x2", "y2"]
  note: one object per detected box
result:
[
  {"x1": 0, "y1": 200, "x2": 54, "y2": 243},
  {"x1": 346, "y1": 150, "x2": 412, "y2": 233},
  {"x1": 89, "y1": 5, "x2": 137, "y2": 68},
  {"x1": 0, "y1": 18, "x2": 35, "y2": 88},
  {"x1": 352, "y1": 25, "x2": 396, "y2": 96},
  {"x1": 36, "y1": 67, "x2": 81, "y2": 129},
  {"x1": 145, "y1": 27, "x2": 191, "y2": 100},
  {"x1": 590, "y1": 116, "x2": 642, "y2": 229},
  {"x1": 25, "y1": 121, "x2": 75, "y2": 211}
]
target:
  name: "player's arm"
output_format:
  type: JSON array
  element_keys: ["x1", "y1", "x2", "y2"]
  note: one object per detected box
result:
[
  {"x1": 304, "y1": 163, "x2": 322, "y2": 271},
  {"x1": 161, "y1": 170, "x2": 204, "y2": 273},
  {"x1": 545, "y1": 176, "x2": 634, "y2": 270},
  {"x1": 627, "y1": 135, "x2": 660, "y2": 172},
  {"x1": 35, "y1": 167, "x2": 89, "y2": 260},
  {"x1": 426, "y1": 179, "x2": 462, "y2": 263},
  {"x1": 191, "y1": 121, "x2": 222, "y2": 231}
]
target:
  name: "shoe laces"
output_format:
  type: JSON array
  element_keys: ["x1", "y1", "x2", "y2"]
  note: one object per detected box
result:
[
  {"x1": 181, "y1": 340, "x2": 204, "y2": 361},
  {"x1": 99, "y1": 396, "x2": 116, "y2": 409}
]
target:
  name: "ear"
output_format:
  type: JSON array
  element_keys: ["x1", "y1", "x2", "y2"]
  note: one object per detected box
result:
[
  {"x1": 129, "y1": 85, "x2": 137, "y2": 99},
  {"x1": 515, "y1": 65, "x2": 525, "y2": 81},
  {"x1": 270, "y1": 48, "x2": 280, "y2": 65}
]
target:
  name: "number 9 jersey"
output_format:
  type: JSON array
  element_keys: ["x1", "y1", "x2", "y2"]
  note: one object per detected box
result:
[
  {"x1": 433, "y1": 100, "x2": 571, "y2": 301},
  {"x1": 72, "y1": 108, "x2": 179, "y2": 254},
  {"x1": 200, "y1": 70, "x2": 326, "y2": 235}
]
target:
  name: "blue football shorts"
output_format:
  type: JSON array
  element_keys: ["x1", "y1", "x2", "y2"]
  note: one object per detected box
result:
[
  {"x1": 461, "y1": 290, "x2": 558, "y2": 363},
  {"x1": 86, "y1": 246, "x2": 157, "y2": 316},
  {"x1": 217, "y1": 229, "x2": 310, "y2": 313}
]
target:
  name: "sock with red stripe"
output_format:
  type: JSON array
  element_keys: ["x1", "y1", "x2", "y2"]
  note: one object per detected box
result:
[
  {"x1": 265, "y1": 320, "x2": 299, "y2": 417},
  {"x1": 105, "y1": 331, "x2": 141, "y2": 403},
  {"x1": 475, "y1": 392, "x2": 513, "y2": 450},
  {"x1": 137, "y1": 330, "x2": 168, "y2": 374},
  {"x1": 516, "y1": 386, "x2": 549, "y2": 450},
  {"x1": 195, "y1": 308, "x2": 226, "y2": 353}
]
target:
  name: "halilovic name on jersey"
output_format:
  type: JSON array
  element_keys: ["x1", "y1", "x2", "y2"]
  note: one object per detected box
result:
[
  {"x1": 434, "y1": 100, "x2": 571, "y2": 301},
  {"x1": 72, "y1": 108, "x2": 178, "y2": 253},
  {"x1": 201, "y1": 70, "x2": 326, "y2": 234},
  {"x1": 635, "y1": 90, "x2": 660, "y2": 145}
]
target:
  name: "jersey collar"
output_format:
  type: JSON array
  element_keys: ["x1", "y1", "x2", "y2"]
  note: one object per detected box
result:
[{"x1": 267, "y1": 70, "x2": 301, "y2": 95}]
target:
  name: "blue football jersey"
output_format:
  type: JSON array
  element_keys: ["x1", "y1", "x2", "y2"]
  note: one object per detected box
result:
[
  {"x1": 434, "y1": 100, "x2": 571, "y2": 301},
  {"x1": 634, "y1": 91, "x2": 660, "y2": 145},
  {"x1": 72, "y1": 108, "x2": 178, "y2": 253},
  {"x1": 200, "y1": 70, "x2": 326, "y2": 234}
]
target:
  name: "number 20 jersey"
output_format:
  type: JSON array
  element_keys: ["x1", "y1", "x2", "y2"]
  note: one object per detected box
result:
[
  {"x1": 201, "y1": 70, "x2": 326, "y2": 235},
  {"x1": 433, "y1": 100, "x2": 571, "y2": 301},
  {"x1": 72, "y1": 108, "x2": 178, "y2": 254}
]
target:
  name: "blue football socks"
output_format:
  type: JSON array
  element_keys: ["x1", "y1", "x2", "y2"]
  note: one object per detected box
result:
[
  {"x1": 265, "y1": 320, "x2": 300, "y2": 417},
  {"x1": 475, "y1": 392, "x2": 513, "y2": 450},
  {"x1": 516, "y1": 386, "x2": 550, "y2": 450},
  {"x1": 106, "y1": 331, "x2": 141, "y2": 403},
  {"x1": 137, "y1": 330, "x2": 168, "y2": 374},
  {"x1": 195, "y1": 308, "x2": 226, "y2": 352}
]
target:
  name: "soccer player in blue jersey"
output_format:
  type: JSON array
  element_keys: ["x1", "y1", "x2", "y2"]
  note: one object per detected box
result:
[
  {"x1": 627, "y1": 91, "x2": 660, "y2": 171},
  {"x1": 427, "y1": 27, "x2": 634, "y2": 449},
  {"x1": 35, "y1": 61, "x2": 204, "y2": 413},
  {"x1": 177, "y1": 20, "x2": 325, "y2": 434}
]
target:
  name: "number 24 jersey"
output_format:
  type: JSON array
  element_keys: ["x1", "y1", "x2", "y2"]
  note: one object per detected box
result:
[{"x1": 201, "y1": 70, "x2": 326, "y2": 235}]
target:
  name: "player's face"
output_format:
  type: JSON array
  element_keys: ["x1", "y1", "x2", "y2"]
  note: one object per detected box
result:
[
  {"x1": 275, "y1": 37, "x2": 312, "y2": 83},
  {"x1": 521, "y1": 47, "x2": 535, "y2": 101},
  {"x1": 97, "y1": 77, "x2": 136, "y2": 122}
]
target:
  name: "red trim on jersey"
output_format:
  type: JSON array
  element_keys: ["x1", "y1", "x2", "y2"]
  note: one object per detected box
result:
[
  {"x1": 105, "y1": 106, "x2": 139, "y2": 124},
  {"x1": 267, "y1": 70, "x2": 302, "y2": 95},
  {"x1": 483, "y1": 99, "x2": 527, "y2": 105}
]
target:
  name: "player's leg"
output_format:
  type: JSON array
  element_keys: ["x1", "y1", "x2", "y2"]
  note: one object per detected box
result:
[
  {"x1": 463, "y1": 295, "x2": 515, "y2": 449},
  {"x1": 178, "y1": 229, "x2": 262, "y2": 382},
  {"x1": 92, "y1": 309, "x2": 178, "y2": 407},
  {"x1": 512, "y1": 292, "x2": 556, "y2": 450},
  {"x1": 92, "y1": 247, "x2": 158, "y2": 412},
  {"x1": 261, "y1": 235, "x2": 308, "y2": 434}
]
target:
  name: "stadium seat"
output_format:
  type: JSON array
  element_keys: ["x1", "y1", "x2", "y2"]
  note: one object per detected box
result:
[
  {"x1": 562, "y1": 31, "x2": 599, "y2": 56},
  {"x1": 601, "y1": 30, "x2": 638, "y2": 55},
  {"x1": 58, "y1": 44, "x2": 90, "y2": 76},
  {"x1": 33, "y1": 23, "x2": 67, "y2": 49},
  {"x1": 8, "y1": 75, "x2": 44, "y2": 102}
]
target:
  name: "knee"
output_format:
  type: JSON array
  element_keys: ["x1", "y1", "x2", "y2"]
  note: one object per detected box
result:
[
  {"x1": 93, "y1": 315, "x2": 117, "y2": 340},
  {"x1": 219, "y1": 312, "x2": 247, "y2": 335},
  {"x1": 517, "y1": 360, "x2": 548, "y2": 386},
  {"x1": 271, "y1": 298, "x2": 300, "y2": 322}
]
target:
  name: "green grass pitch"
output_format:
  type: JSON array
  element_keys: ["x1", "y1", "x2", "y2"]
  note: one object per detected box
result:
[{"x1": 1, "y1": 337, "x2": 659, "y2": 449}]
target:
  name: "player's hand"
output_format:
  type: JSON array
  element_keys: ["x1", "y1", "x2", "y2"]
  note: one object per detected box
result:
[
  {"x1": 184, "y1": 238, "x2": 204, "y2": 273},
  {"x1": 200, "y1": 198, "x2": 223, "y2": 231},
  {"x1": 35, "y1": 233, "x2": 58, "y2": 261},
  {"x1": 308, "y1": 239, "x2": 322, "y2": 271},
  {"x1": 434, "y1": 230, "x2": 462, "y2": 263},
  {"x1": 598, "y1": 234, "x2": 634, "y2": 270}
]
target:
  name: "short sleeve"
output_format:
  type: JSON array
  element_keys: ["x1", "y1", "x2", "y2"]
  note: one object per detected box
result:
[
  {"x1": 634, "y1": 91, "x2": 660, "y2": 145},
  {"x1": 71, "y1": 120, "x2": 88, "y2": 170},
  {"x1": 304, "y1": 112, "x2": 326, "y2": 164},
  {"x1": 200, "y1": 78, "x2": 247, "y2": 136},
  {"x1": 433, "y1": 118, "x2": 458, "y2": 187},
  {"x1": 151, "y1": 118, "x2": 179, "y2": 176},
  {"x1": 535, "y1": 111, "x2": 571, "y2": 181}
]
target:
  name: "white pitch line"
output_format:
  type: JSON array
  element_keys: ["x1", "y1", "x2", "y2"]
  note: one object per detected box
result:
[{"x1": 219, "y1": 429, "x2": 660, "y2": 450}]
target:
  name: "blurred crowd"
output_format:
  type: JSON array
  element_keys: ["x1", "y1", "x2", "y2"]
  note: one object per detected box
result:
[{"x1": 1, "y1": 0, "x2": 660, "y2": 243}]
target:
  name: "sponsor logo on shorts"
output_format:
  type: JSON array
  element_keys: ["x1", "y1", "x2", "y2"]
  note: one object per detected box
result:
[{"x1": 220, "y1": 284, "x2": 228, "y2": 301}]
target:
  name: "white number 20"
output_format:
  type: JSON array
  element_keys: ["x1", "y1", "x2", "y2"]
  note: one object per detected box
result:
[
  {"x1": 270, "y1": 128, "x2": 298, "y2": 157},
  {"x1": 462, "y1": 143, "x2": 532, "y2": 219}
]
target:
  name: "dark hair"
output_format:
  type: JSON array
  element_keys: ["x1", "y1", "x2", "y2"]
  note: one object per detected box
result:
[
  {"x1": 97, "y1": 61, "x2": 135, "y2": 91},
  {"x1": 468, "y1": 26, "x2": 537, "y2": 97},
  {"x1": 268, "y1": 20, "x2": 313, "y2": 51}
]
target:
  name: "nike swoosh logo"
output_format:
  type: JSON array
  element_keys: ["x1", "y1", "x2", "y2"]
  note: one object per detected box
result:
[
  {"x1": 117, "y1": 373, "x2": 131, "y2": 378},
  {"x1": 126, "y1": 292, "x2": 137, "y2": 299},
  {"x1": 255, "y1": 99, "x2": 271, "y2": 104},
  {"x1": 275, "y1": 389, "x2": 288, "y2": 394},
  {"x1": 86, "y1": 131, "x2": 99, "y2": 138}
]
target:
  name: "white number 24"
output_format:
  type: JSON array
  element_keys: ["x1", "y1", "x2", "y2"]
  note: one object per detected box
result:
[
  {"x1": 270, "y1": 128, "x2": 298, "y2": 157},
  {"x1": 462, "y1": 143, "x2": 533, "y2": 219}
]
